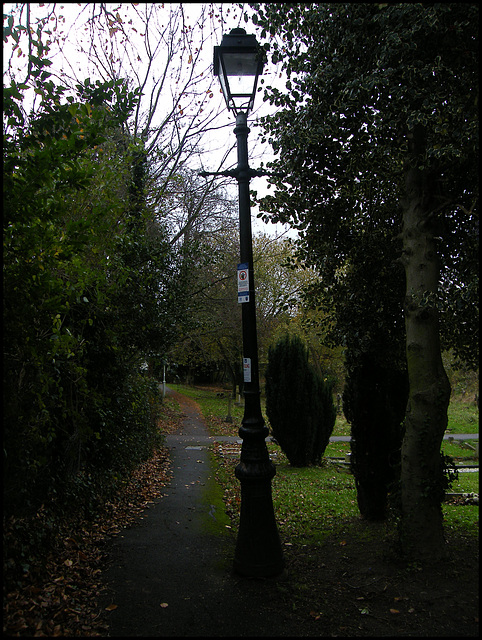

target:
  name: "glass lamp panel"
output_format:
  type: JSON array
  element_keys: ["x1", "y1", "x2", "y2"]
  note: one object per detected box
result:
[
  {"x1": 229, "y1": 73, "x2": 258, "y2": 97},
  {"x1": 222, "y1": 53, "x2": 258, "y2": 112},
  {"x1": 231, "y1": 94, "x2": 252, "y2": 113},
  {"x1": 222, "y1": 52, "x2": 260, "y2": 78},
  {"x1": 218, "y1": 69, "x2": 230, "y2": 109}
]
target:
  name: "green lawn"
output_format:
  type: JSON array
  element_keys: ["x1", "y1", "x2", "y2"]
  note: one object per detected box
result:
[
  {"x1": 446, "y1": 399, "x2": 479, "y2": 434},
  {"x1": 168, "y1": 381, "x2": 478, "y2": 441},
  {"x1": 166, "y1": 383, "x2": 478, "y2": 538}
]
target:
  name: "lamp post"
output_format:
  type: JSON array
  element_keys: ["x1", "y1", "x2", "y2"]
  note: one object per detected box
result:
[{"x1": 210, "y1": 28, "x2": 284, "y2": 578}]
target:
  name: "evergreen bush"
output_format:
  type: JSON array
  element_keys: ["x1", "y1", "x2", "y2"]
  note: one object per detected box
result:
[
  {"x1": 265, "y1": 335, "x2": 336, "y2": 466},
  {"x1": 343, "y1": 352, "x2": 408, "y2": 521}
]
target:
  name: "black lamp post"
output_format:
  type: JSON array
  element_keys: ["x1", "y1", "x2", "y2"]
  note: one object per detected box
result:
[{"x1": 211, "y1": 27, "x2": 284, "y2": 578}]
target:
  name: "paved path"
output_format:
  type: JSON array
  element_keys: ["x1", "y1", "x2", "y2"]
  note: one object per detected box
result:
[{"x1": 98, "y1": 392, "x2": 293, "y2": 637}]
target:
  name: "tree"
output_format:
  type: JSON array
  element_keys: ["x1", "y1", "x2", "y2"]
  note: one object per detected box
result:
[
  {"x1": 3, "y1": 17, "x2": 188, "y2": 516},
  {"x1": 169, "y1": 232, "x2": 321, "y2": 396},
  {"x1": 2, "y1": 2, "x2": 256, "y2": 285},
  {"x1": 3, "y1": 4, "x2": 247, "y2": 235},
  {"x1": 169, "y1": 227, "x2": 243, "y2": 387},
  {"x1": 319, "y1": 222, "x2": 409, "y2": 521},
  {"x1": 249, "y1": 3, "x2": 478, "y2": 561},
  {"x1": 160, "y1": 167, "x2": 239, "y2": 246},
  {"x1": 253, "y1": 234, "x2": 317, "y2": 360}
]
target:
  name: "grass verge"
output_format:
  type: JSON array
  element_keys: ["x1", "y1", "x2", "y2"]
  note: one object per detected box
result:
[{"x1": 168, "y1": 383, "x2": 478, "y2": 540}]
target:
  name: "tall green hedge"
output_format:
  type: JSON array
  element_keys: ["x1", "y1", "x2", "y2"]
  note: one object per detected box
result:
[
  {"x1": 3, "y1": 65, "x2": 184, "y2": 517},
  {"x1": 265, "y1": 335, "x2": 336, "y2": 466}
]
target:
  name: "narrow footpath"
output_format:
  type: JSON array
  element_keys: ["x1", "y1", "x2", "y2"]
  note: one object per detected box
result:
[{"x1": 98, "y1": 390, "x2": 294, "y2": 637}]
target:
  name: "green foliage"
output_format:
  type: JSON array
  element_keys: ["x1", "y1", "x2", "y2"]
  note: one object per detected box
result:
[
  {"x1": 250, "y1": 1, "x2": 478, "y2": 366},
  {"x1": 3, "y1": 38, "x2": 186, "y2": 517},
  {"x1": 265, "y1": 335, "x2": 336, "y2": 466},
  {"x1": 439, "y1": 453, "x2": 459, "y2": 500},
  {"x1": 169, "y1": 232, "x2": 318, "y2": 393},
  {"x1": 343, "y1": 354, "x2": 408, "y2": 521}
]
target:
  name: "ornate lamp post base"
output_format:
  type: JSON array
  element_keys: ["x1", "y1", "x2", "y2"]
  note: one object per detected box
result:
[
  {"x1": 234, "y1": 459, "x2": 284, "y2": 577},
  {"x1": 233, "y1": 392, "x2": 284, "y2": 577}
]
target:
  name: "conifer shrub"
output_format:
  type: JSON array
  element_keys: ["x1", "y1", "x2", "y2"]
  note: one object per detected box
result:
[
  {"x1": 343, "y1": 352, "x2": 408, "y2": 521},
  {"x1": 265, "y1": 335, "x2": 336, "y2": 466}
]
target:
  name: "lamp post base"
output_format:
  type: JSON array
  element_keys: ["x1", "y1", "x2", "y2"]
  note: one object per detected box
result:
[{"x1": 233, "y1": 441, "x2": 284, "y2": 578}]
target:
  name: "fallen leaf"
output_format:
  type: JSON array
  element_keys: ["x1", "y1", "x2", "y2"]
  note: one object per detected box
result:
[
  {"x1": 64, "y1": 537, "x2": 78, "y2": 548},
  {"x1": 390, "y1": 608, "x2": 400, "y2": 614},
  {"x1": 3, "y1": 446, "x2": 172, "y2": 637},
  {"x1": 105, "y1": 604, "x2": 118, "y2": 611}
]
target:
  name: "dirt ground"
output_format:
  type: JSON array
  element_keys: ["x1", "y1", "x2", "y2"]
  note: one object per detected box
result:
[{"x1": 262, "y1": 525, "x2": 479, "y2": 637}]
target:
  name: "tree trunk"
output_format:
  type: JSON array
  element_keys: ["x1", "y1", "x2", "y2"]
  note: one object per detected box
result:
[{"x1": 399, "y1": 127, "x2": 451, "y2": 562}]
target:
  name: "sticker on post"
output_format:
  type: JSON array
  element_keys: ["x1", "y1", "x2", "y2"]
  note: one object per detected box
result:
[
  {"x1": 243, "y1": 358, "x2": 252, "y2": 383},
  {"x1": 237, "y1": 263, "x2": 249, "y2": 303}
]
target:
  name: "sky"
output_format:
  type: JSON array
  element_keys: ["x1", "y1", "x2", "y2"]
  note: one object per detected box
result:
[{"x1": 3, "y1": 2, "x2": 295, "y2": 239}]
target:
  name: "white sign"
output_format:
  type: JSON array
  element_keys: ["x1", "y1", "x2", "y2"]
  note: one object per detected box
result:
[
  {"x1": 237, "y1": 263, "x2": 249, "y2": 303},
  {"x1": 243, "y1": 357, "x2": 252, "y2": 383}
]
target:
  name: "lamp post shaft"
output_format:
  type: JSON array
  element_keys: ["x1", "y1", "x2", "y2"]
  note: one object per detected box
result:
[
  {"x1": 234, "y1": 113, "x2": 261, "y2": 406},
  {"x1": 232, "y1": 112, "x2": 284, "y2": 578}
]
